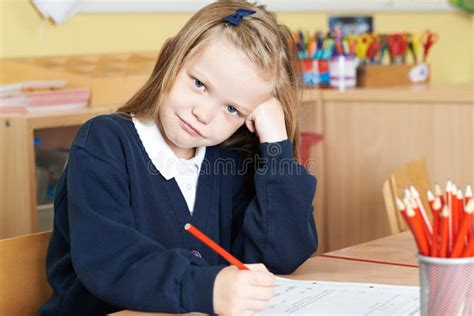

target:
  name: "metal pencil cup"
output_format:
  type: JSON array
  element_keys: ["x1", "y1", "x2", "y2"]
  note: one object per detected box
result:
[{"x1": 417, "y1": 254, "x2": 474, "y2": 315}]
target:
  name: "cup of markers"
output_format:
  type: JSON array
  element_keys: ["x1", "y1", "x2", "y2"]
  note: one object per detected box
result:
[
  {"x1": 295, "y1": 31, "x2": 337, "y2": 88},
  {"x1": 396, "y1": 183, "x2": 474, "y2": 316}
]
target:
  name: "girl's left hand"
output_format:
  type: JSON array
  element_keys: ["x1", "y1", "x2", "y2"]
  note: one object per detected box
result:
[{"x1": 245, "y1": 97, "x2": 288, "y2": 143}]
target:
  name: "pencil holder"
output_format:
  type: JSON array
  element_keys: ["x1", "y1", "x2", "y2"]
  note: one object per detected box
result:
[
  {"x1": 301, "y1": 59, "x2": 320, "y2": 87},
  {"x1": 328, "y1": 55, "x2": 356, "y2": 91},
  {"x1": 417, "y1": 255, "x2": 474, "y2": 316}
]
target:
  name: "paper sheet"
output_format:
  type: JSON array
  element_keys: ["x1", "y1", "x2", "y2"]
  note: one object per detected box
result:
[{"x1": 257, "y1": 277, "x2": 420, "y2": 315}]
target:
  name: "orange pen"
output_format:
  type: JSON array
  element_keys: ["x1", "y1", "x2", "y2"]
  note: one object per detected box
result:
[{"x1": 184, "y1": 223, "x2": 249, "y2": 270}]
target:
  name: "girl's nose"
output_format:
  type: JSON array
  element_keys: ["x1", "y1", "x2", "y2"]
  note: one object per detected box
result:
[{"x1": 191, "y1": 104, "x2": 215, "y2": 125}]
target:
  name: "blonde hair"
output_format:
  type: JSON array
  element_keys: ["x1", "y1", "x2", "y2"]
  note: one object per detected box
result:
[{"x1": 117, "y1": 0, "x2": 302, "y2": 158}]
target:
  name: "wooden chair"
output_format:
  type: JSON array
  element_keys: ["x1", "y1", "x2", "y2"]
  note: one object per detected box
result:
[
  {"x1": 383, "y1": 159, "x2": 432, "y2": 234},
  {"x1": 0, "y1": 231, "x2": 53, "y2": 315}
]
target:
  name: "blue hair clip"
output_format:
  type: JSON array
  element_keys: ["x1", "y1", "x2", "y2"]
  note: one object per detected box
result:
[{"x1": 223, "y1": 9, "x2": 256, "y2": 26}]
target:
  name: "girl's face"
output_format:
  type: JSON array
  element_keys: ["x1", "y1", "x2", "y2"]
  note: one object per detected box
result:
[{"x1": 158, "y1": 37, "x2": 275, "y2": 159}]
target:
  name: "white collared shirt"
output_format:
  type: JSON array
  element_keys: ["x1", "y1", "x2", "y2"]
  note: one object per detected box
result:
[{"x1": 132, "y1": 117, "x2": 206, "y2": 215}]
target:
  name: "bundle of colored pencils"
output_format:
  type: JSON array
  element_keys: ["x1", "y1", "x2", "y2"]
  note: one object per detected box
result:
[{"x1": 396, "y1": 182, "x2": 473, "y2": 258}]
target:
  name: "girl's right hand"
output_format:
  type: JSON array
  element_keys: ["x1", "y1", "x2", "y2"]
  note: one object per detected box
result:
[{"x1": 213, "y1": 263, "x2": 276, "y2": 316}]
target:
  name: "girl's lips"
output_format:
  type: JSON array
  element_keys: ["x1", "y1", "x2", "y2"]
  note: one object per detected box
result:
[{"x1": 178, "y1": 116, "x2": 203, "y2": 137}]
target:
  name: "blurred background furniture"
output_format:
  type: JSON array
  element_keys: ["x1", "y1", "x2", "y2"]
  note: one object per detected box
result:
[
  {"x1": 1, "y1": 54, "x2": 473, "y2": 254},
  {"x1": 0, "y1": 231, "x2": 52, "y2": 316},
  {"x1": 383, "y1": 159, "x2": 431, "y2": 234}
]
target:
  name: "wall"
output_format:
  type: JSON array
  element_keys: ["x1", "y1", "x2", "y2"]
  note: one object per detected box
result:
[{"x1": 1, "y1": 0, "x2": 473, "y2": 84}]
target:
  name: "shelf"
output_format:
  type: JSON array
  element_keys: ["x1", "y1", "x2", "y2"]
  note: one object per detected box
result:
[
  {"x1": 0, "y1": 107, "x2": 113, "y2": 129},
  {"x1": 37, "y1": 204, "x2": 54, "y2": 212},
  {"x1": 302, "y1": 84, "x2": 474, "y2": 104}
]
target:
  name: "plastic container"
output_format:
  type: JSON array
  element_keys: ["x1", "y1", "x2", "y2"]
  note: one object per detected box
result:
[
  {"x1": 417, "y1": 254, "x2": 474, "y2": 316},
  {"x1": 329, "y1": 55, "x2": 357, "y2": 91},
  {"x1": 301, "y1": 59, "x2": 320, "y2": 87}
]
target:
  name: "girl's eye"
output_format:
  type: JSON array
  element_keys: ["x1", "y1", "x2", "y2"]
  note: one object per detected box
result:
[
  {"x1": 194, "y1": 79, "x2": 205, "y2": 89},
  {"x1": 226, "y1": 105, "x2": 239, "y2": 115}
]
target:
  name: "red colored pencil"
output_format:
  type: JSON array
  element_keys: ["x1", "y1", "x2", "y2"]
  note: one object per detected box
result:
[
  {"x1": 405, "y1": 204, "x2": 430, "y2": 256},
  {"x1": 435, "y1": 184, "x2": 445, "y2": 207},
  {"x1": 456, "y1": 190, "x2": 465, "y2": 236},
  {"x1": 396, "y1": 197, "x2": 409, "y2": 225},
  {"x1": 410, "y1": 186, "x2": 433, "y2": 237},
  {"x1": 184, "y1": 223, "x2": 249, "y2": 270},
  {"x1": 428, "y1": 193, "x2": 442, "y2": 257},
  {"x1": 466, "y1": 185, "x2": 472, "y2": 204},
  {"x1": 439, "y1": 206, "x2": 450, "y2": 258},
  {"x1": 446, "y1": 181, "x2": 453, "y2": 253},
  {"x1": 450, "y1": 200, "x2": 474, "y2": 258},
  {"x1": 466, "y1": 185, "x2": 474, "y2": 238},
  {"x1": 452, "y1": 188, "x2": 460, "y2": 238},
  {"x1": 462, "y1": 233, "x2": 474, "y2": 257}
]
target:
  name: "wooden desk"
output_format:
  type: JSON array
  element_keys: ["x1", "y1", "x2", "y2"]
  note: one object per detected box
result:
[
  {"x1": 290, "y1": 231, "x2": 418, "y2": 286},
  {"x1": 112, "y1": 232, "x2": 419, "y2": 316}
]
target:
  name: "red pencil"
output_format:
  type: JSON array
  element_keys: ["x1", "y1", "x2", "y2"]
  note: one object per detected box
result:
[
  {"x1": 396, "y1": 197, "x2": 410, "y2": 225},
  {"x1": 456, "y1": 190, "x2": 464, "y2": 236},
  {"x1": 452, "y1": 188, "x2": 460, "y2": 238},
  {"x1": 439, "y1": 206, "x2": 450, "y2": 258},
  {"x1": 435, "y1": 184, "x2": 445, "y2": 207},
  {"x1": 405, "y1": 204, "x2": 430, "y2": 256},
  {"x1": 466, "y1": 185, "x2": 474, "y2": 238},
  {"x1": 462, "y1": 233, "x2": 474, "y2": 257},
  {"x1": 184, "y1": 223, "x2": 249, "y2": 270},
  {"x1": 428, "y1": 193, "x2": 441, "y2": 257},
  {"x1": 446, "y1": 181, "x2": 453, "y2": 252},
  {"x1": 450, "y1": 200, "x2": 474, "y2": 258},
  {"x1": 411, "y1": 186, "x2": 433, "y2": 235},
  {"x1": 466, "y1": 185, "x2": 472, "y2": 204}
]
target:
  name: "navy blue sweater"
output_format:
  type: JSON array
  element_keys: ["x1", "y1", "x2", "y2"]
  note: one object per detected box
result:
[{"x1": 39, "y1": 114, "x2": 317, "y2": 315}]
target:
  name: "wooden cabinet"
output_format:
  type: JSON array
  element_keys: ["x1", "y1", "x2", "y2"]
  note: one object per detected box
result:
[
  {"x1": 0, "y1": 53, "x2": 153, "y2": 239},
  {"x1": 303, "y1": 85, "x2": 473, "y2": 251},
  {"x1": 0, "y1": 108, "x2": 112, "y2": 238}
]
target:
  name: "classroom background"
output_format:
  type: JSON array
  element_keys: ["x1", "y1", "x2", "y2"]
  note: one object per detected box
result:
[
  {"x1": 2, "y1": 0, "x2": 473, "y2": 83},
  {"x1": 1, "y1": 1, "x2": 473, "y2": 315},
  {"x1": 1, "y1": 0, "x2": 473, "y2": 247}
]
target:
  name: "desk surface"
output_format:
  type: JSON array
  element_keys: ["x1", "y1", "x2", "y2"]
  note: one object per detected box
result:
[{"x1": 112, "y1": 231, "x2": 418, "y2": 316}]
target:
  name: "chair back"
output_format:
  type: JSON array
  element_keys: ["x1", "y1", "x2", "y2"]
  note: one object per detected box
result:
[
  {"x1": 383, "y1": 159, "x2": 431, "y2": 234},
  {"x1": 0, "y1": 231, "x2": 52, "y2": 316}
]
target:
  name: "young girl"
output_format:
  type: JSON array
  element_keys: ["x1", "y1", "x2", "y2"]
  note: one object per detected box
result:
[{"x1": 40, "y1": 1, "x2": 318, "y2": 315}]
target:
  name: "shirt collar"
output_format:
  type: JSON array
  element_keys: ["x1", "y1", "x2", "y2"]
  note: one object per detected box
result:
[{"x1": 132, "y1": 117, "x2": 206, "y2": 180}]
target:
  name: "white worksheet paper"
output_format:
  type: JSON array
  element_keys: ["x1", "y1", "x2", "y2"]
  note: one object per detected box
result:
[{"x1": 257, "y1": 277, "x2": 420, "y2": 315}]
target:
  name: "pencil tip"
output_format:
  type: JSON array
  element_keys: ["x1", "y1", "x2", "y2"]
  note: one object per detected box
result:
[
  {"x1": 466, "y1": 200, "x2": 474, "y2": 213},
  {"x1": 466, "y1": 185, "x2": 472, "y2": 197},
  {"x1": 404, "y1": 189, "x2": 411, "y2": 198},
  {"x1": 451, "y1": 184, "x2": 457, "y2": 193},
  {"x1": 427, "y1": 190, "x2": 434, "y2": 201},
  {"x1": 446, "y1": 181, "x2": 452, "y2": 191},
  {"x1": 396, "y1": 198, "x2": 406, "y2": 211},
  {"x1": 441, "y1": 205, "x2": 450, "y2": 217},
  {"x1": 409, "y1": 186, "x2": 419, "y2": 197}
]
